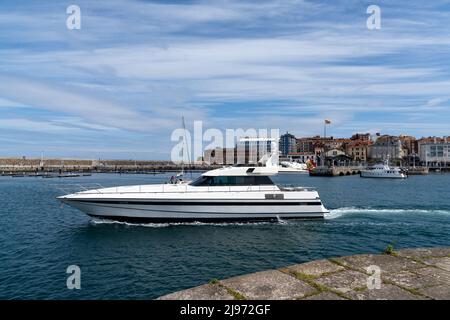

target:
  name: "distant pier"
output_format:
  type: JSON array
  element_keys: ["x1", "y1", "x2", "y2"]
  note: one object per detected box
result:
[
  {"x1": 406, "y1": 167, "x2": 429, "y2": 175},
  {"x1": 309, "y1": 165, "x2": 434, "y2": 177},
  {"x1": 0, "y1": 158, "x2": 220, "y2": 176},
  {"x1": 0, "y1": 158, "x2": 444, "y2": 177},
  {"x1": 309, "y1": 166, "x2": 363, "y2": 177}
]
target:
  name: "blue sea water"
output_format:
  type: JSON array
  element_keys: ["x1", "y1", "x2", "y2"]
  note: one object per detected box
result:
[{"x1": 0, "y1": 173, "x2": 449, "y2": 299}]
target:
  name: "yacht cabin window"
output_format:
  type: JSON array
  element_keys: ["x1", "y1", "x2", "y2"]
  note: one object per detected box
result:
[{"x1": 190, "y1": 175, "x2": 274, "y2": 186}]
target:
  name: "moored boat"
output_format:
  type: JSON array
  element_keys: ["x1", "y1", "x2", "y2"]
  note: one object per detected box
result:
[{"x1": 360, "y1": 160, "x2": 407, "y2": 179}]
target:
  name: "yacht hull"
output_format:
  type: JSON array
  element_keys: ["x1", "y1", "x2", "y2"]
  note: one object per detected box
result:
[
  {"x1": 360, "y1": 172, "x2": 407, "y2": 178},
  {"x1": 61, "y1": 199, "x2": 327, "y2": 222},
  {"x1": 277, "y1": 169, "x2": 309, "y2": 174}
]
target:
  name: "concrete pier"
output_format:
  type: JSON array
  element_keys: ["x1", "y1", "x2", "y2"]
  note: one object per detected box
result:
[
  {"x1": 0, "y1": 158, "x2": 220, "y2": 175},
  {"x1": 406, "y1": 167, "x2": 429, "y2": 175},
  {"x1": 309, "y1": 166, "x2": 363, "y2": 177},
  {"x1": 158, "y1": 247, "x2": 450, "y2": 300}
]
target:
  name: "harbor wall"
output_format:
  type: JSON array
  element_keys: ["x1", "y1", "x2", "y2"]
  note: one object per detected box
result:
[
  {"x1": 1, "y1": 158, "x2": 443, "y2": 175},
  {"x1": 0, "y1": 158, "x2": 220, "y2": 174}
]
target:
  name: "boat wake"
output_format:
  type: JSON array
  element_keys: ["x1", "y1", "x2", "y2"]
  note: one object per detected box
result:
[
  {"x1": 89, "y1": 207, "x2": 450, "y2": 226},
  {"x1": 90, "y1": 218, "x2": 280, "y2": 228},
  {"x1": 325, "y1": 207, "x2": 450, "y2": 219}
]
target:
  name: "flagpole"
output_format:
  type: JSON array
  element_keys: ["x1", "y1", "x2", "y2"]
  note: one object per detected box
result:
[{"x1": 324, "y1": 120, "x2": 330, "y2": 138}]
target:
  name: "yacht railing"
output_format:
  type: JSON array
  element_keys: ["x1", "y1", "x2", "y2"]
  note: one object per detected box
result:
[
  {"x1": 54, "y1": 183, "x2": 106, "y2": 195},
  {"x1": 56, "y1": 183, "x2": 317, "y2": 195},
  {"x1": 278, "y1": 184, "x2": 316, "y2": 192}
]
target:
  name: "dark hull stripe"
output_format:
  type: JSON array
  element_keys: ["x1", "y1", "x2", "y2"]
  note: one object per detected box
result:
[
  {"x1": 88, "y1": 214, "x2": 324, "y2": 223},
  {"x1": 73, "y1": 200, "x2": 322, "y2": 206},
  {"x1": 70, "y1": 202, "x2": 326, "y2": 215}
]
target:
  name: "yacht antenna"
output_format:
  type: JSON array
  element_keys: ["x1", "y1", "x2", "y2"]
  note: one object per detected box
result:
[{"x1": 40, "y1": 151, "x2": 45, "y2": 168}]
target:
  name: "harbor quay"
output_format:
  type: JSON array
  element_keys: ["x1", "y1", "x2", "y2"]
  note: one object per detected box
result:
[
  {"x1": 309, "y1": 165, "x2": 431, "y2": 177},
  {"x1": 158, "y1": 247, "x2": 450, "y2": 300},
  {"x1": 309, "y1": 166, "x2": 363, "y2": 177},
  {"x1": 0, "y1": 158, "x2": 220, "y2": 175},
  {"x1": 0, "y1": 157, "x2": 439, "y2": 177}
]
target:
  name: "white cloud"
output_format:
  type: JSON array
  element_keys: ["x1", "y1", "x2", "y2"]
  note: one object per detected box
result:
[
  {"x1": 0, "y1": 118, "x2": 78, "y2": 134},
  {"x1": 0, "y1": 76, "x2": 178, "y2": 132},
  {"x1": 0, "y1": 97, "x2": 28, "y2": 108},
  {"x1": 426, "y1": 97, "x2": 449, "y2": 107}
]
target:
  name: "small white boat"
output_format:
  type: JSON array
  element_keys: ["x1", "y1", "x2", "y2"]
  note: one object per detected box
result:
[
  {"x1": 277, "y1": 161, "x2": 309, "y2": 174},
  {"x1": 58, "y1": 173, "x2": 80, "y2": 178},
  {"x1": 360, "y1": 160, "x2": 407, "y2": 179},
  {"x1": 58, "y1": 152, "x2": 329, "y2": 222}
]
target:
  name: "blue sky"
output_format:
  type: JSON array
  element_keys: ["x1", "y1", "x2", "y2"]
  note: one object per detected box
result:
[{"x1": 0, "y1": 0, "x2": 450, "y2": 159}]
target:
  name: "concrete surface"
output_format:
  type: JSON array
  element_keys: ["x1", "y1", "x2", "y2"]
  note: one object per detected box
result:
[{"x1": 158, "y1": 247, "x2": 450, "y2": 300}]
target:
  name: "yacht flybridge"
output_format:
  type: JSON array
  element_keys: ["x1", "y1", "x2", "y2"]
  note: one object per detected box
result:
[{"x1": 58, "y1": 153, "x2": 329, "y2": 222}]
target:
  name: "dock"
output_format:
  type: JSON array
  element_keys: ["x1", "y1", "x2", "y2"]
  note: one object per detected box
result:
[
  {"x1": 309, "y1": 165, "x2": 432, "y2": 177},
  {"x1": 309, "y1": 166, "x2": 363, "y2": 177},
  {"x1": 406, "y1": 167, "x2": 429, "y2": 175},
  {"x1": 0, "y1": 158, "x2": 220, "y2": 175},
  {"x1": 158, "y1": 247, "x2": 450, "y2": 300}
]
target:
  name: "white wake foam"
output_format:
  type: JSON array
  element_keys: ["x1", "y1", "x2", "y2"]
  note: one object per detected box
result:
[
  {"x1": 325, "y1": 207, "x2": 450, "y2": 219},
  {"x1": 90, "y1": 218, "x2": 277, "y2": 228},
  {"x1": 89, "y1": 207, "x2": 450, "y2": 226}
]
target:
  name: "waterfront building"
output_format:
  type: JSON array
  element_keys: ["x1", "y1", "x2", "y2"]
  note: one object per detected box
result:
[
  {"x1": 322, "y1": 148, "x2": 352, "y2": 166},
  {"x1": 399, "y1": 135, "x2": 418, "y2": 155},
  {"x1": 368, "y1": 135, "x2": 407, "y2": 161},
  {"x1": 296, "y1": 137, "x2": 315, "y2": 153},
  {"x1": 350, "y1": 133, "x2": 371, "y2": 141},
  {"x1": 296, "y1": 136, "x2": 349, "y2": 154},
  {"x1": 237, "y1": 137, "x2": 272, "y2": 164},
  {"x1": 418, "y1": 137, "x2": 450, "y2": 168},
  {"x1": 279, "y1": 132, "x2": 297, "y2": 156},
  {"x1": 203, "y1": 148, "x2": 236, "y2": 165},
  {"x1": 296, "y1": 137, "x2": 350, "y2": 166},
  {"x1": 326, "y1": 138, "x2": 352, "y2": 150},
  {"x1": 287, "y1": 152, "x2": 317, "y2": 163},
  {"x1": 346, "y1": 140, "x2": 372, "y2": 162},
  {"x1": 204, "y1": 137, "x2": 272, "y2": 165},
  {"x1": 324, "y1": 148, "x2": 346, "y2": 158}
]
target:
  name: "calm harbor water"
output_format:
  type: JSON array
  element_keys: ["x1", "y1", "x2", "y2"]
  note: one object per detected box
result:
[{"x1": 1, "y1": 172, "x2": 449, "y2": 299}]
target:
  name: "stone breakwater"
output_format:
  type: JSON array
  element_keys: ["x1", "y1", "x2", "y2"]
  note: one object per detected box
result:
[
  {"x1": 158, "y1": 247, "x2": 450, "y2": 300},
  {"x1": 0, "y1": 158, "x2": 218, "y2": 173}
]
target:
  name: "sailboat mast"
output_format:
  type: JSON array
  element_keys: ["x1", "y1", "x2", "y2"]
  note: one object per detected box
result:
[
  {"x1": 181, "y1": 116, "x2": 192, "y2": 177},
  {"x1": 181, "y1": 116, "x2": 185, "y2": 175}
]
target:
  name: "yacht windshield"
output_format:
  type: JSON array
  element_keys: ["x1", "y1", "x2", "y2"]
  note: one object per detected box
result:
[{"x1": 189, "y1": 175, "x2": 274, "y2": 186}]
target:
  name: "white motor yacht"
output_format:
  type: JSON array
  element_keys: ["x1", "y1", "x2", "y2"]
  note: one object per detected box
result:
[
  {"x1": 58, "y1": 153, "x2": 329, "y2": 222},
  {"x1": 360, "y1": 160, "x2": 407, "y2": 179}
]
